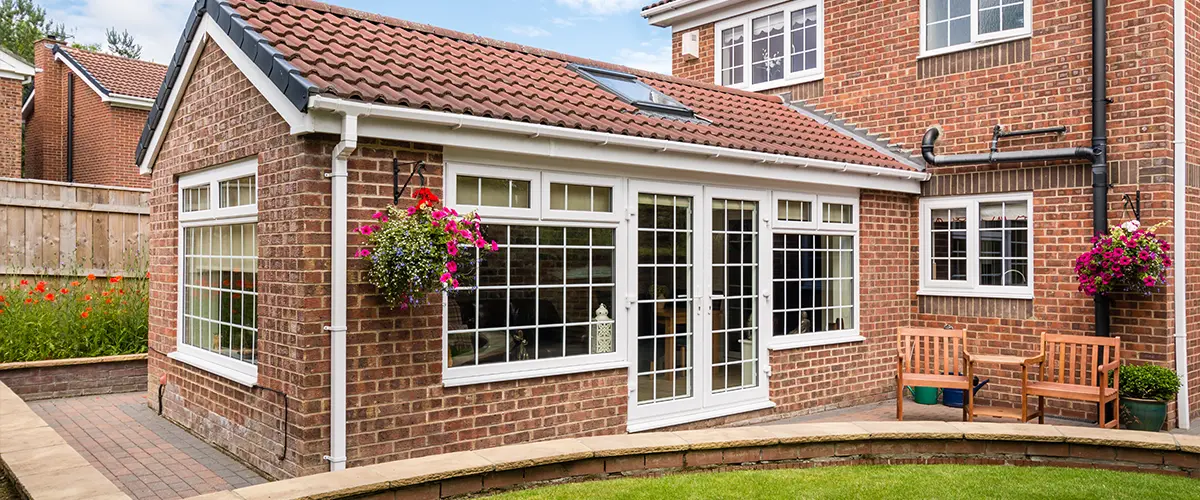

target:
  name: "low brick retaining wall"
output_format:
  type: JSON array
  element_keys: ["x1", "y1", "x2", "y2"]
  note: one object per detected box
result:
[
  {"x1": 188, "y1": 421, "x2": 1200, "y2": 500},
  {"x1": 0, "y1": 354, "x2": 146, "y2": 401},
  {"x1": 0, "y1": 381, "x2": 130, "y2": 499}
]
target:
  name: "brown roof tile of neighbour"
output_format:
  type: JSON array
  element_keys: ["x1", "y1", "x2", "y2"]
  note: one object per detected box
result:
[
  {"x1": 60, "y1": 47, "x2": 167, "y2": 100},
  {"x1": 642, "y1": 0, "x2": 680, "y2": 11},
  {"x1": 222, "y1": 0, "x2": 916, "y2": 171}
]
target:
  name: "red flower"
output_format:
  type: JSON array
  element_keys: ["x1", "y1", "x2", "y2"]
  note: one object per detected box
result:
[
  {"x1": 70, "y1": 281, "x2": 80, "y2": 287},
  {"x1": 110, "y1": 276, "x2": 123, "y2": 283},
  {"x1": 19, "y1": 279, "x2": 28, "y2": 286},
  {"x1": 60, "y1": 288, "x2": 69, "y2": 294},
  {"x1": 44, "y1": 293, "x2": 55, "y2": 302},
  {"x1": 80, "y1": 311, "x2": 89, "y2": 319},
  {"x1": 86, "y1": 274, "x2": 96, "y2": 281},
  {"x1": 34, "y1": 281, "x2": 46, "y2": 292}
]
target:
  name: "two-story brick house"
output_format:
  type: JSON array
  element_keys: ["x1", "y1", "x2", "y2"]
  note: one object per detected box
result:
[
  {"x1": 23, "y1": 38, "x2": 166, "y2": 188},
  {"x1": 137, "y1": 0, "x2": 1194, "y2": 479},
  {"x1": 0, "y1": 47, "x2": 35, "y2": 178},
  {"x1": 645, "y1": 0, "x2": 1198, "y2": 425}
]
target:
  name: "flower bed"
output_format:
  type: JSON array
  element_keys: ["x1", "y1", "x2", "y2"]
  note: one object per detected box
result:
[{"x1": 0, "y1": 274, "x2": 148, "y2": 363}]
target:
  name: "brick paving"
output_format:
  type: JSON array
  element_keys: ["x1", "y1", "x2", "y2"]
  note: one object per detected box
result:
[
  {"x1": 28, "y1": 393, "x2": 268, "y2": 500},
  {"x1": 764, "y1": 400, "x2": 1089, "y2": 427}
]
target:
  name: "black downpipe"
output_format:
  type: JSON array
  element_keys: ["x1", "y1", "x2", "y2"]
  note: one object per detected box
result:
[
  {"x1": 66, "y1": 75, "x2": 74, "y2": 183},
  {"x1": 919, "y1": 0, "x2": 1111, "y2": 337},
  {"x1": 1091, "y1": 0, "x2": 1111, "y2": 337}
]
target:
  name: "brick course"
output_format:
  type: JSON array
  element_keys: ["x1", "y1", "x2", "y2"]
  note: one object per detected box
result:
[
  {"x1": 0, "y1": 77, "x2": 21, "y2": 177},
  {"x1": 0, "y1": 355, "x2": 146, "y2": 401}
]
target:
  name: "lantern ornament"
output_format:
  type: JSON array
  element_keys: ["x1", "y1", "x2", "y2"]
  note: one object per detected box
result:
[{"x1": 592, "y1": 303, "x2": 614, "y2": 354}]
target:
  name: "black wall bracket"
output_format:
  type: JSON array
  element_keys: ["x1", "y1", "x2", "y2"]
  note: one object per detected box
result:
[
  {"x1": 393, "y1": 158, "x2": 427, "y2": 205},
  {"x1": 1122, "y1": 190, "x2": 1142, "y2": 222}
]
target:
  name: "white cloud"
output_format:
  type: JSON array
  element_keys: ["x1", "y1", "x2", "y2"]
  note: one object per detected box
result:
[
  {"x1": 554, "y1": 0, "x2": 647, "y2": 15},
  {"x1": 506, "y1": 25, "x2": 553, "y2": 38},
  {"x1": 613, "y1": 45, "x2": 671, "y2": 75},
  {"x1": 550, "y1": 17, "x2": 575, "y2": 27},
  {"x1": 44, "y1": 0, "x2": 193, "y2": 63}
]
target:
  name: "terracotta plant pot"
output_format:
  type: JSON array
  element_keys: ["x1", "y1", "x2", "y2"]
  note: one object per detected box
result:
[{"x1": 1120, "y1": 396, "x2": 1168, "y2": 432}]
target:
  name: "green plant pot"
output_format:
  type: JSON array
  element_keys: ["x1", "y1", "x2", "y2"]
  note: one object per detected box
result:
[{"x1": 1120, "y1": 396, "x2": 1168, "y2": 432}]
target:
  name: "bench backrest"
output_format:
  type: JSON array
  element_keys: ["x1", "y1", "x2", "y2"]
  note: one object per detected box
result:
[
  {"x1": 1040, "y1": 333, "x2": 1121, "y2": 387},
  {"x1": 898, "y1": 327, "x2": 967, "y2": 376}
]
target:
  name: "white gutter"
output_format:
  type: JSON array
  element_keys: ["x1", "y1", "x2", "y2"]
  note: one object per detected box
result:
[
  {"x1": 1173, "y1": 0, "x2": 1190, "y2": 430},
  {"x1": 307, "y1": 95, "x2": 930, "y2": 183},
  {"x1": 641, "y1": 0, "x2": 703, "y2": 17},
  {"x1": 323, "y1": 113, "x2": 356, "y2": 470}
]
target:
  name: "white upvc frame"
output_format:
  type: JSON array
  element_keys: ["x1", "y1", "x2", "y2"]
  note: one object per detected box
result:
[
  {"x1": 171, "y1": 157, "x2": 259, "y2": 387},
  {"x1": 918, "y1": 0, "x2": 1033, "y2": 58},
  {"x1": 540, "y1": 171, "x2": 624, "y2": 223},
  {"x1": 918, "y1": 192, "x2": 1034, "y2": 299},
  {"x1": 768, "y1": 191, "x2": 862, "y2": 350},
  {"x1": 442, "y1": 162, "x2": 629, "y2": 387},
  {"x1": 713, "y1": 0, "x2": 824, "y2": 92}
]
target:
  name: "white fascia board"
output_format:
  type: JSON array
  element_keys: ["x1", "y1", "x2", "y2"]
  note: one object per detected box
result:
[
  {"x1": 308, "y1": 96, "x2": 927, "y2": 194},
  {"x1": 20, "y1": 89, "x2": 34, "y2": 120},
  {"x1": 0, "y1": 69, "x2": 30, "y2": 80},
  {"x1": 646, "y1": 0, "x2": 791, "y2": 30},
  {"x1": 53, "y1": 51, "x2": 111, "y2": 100},
  {"x1": 138, "y1": 15, "x2": 315, "y2": 174},
  {"x1": 0, "y1": 50, "x2": 35, "y2": 78}
]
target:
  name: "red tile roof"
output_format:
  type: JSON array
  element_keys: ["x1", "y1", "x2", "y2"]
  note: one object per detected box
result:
[
  {"x1": 61, "y1": 47, "x2": 167, "y2": 100},
  {"x1": 214, "y1": 0, "x2": 916, "y2": 171},
  {"x1": 642, "y1": 0, "x2": 680, "y2": 11}
]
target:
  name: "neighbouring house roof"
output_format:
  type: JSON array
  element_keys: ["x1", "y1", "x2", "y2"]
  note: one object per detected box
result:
[
  {"x1": 137, "y1": 0, "x2": 922, "y2": 174},
  {"x1": 0, "y1": 46, "x2": 35, "y2": 80},
  {"x1": 54, "y1": 46, "x2": 168, "y2": 100},
  {"x1": 642, "y1": 0, "x2": 681, "y2": 11}
]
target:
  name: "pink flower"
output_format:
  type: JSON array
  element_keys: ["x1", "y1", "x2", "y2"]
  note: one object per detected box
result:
[
  {"x1": 490, "y1": 240, "x2": 499, "y2": 252},
  {"x1": 371, "y1": 211, "x2": 388, "y2": 222},
  {"x1": 451, "y1": 279, "x2": 459, "y2": 288},
  {"x1": 432, "y1": 210, "x2": 446, "y2": 220},
  {"x1": 354, "y1": 248, "x2": 371, "y2": 258},
  {"x1": 447, "y1": 241, "x2": 459, "y2": 256},
  {"x1": 475, "y1": 238, "x2": 486, "y2": 248},
  {"x1": 446, "y1": 261, "x2": 458, "y2": 273},
  {"x1": 440, "y1": 272, "x2": 452, "y2": 283},
  {"x1": 445, "y1": 220, "x2": 457, "y2": 232},
  {"x1": 356, "y1": 225, "x2": 378, "y2": 236},
  {"x1": 1144, "y1": 276, "x2": 1156, "y2": 287},
  {"x1": 406, "y1": 206, "x2": 418, "y2": 216}
]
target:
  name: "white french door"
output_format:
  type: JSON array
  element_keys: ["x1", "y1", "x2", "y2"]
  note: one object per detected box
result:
[{"x1": 627, "y1": 182, "x2": 771, "y2": 431}]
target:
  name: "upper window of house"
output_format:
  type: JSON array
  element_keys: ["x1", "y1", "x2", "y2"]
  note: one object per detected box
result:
[
  {"x1": 175, "y1": 158, "x2": 259, "y2": 386},
  {"x1": 573, "y1": 65, "x2": 695, "y2": 119},
  {"x1": 922, "y1": 0, "x2": 1030, "y2": 56},
  {"x1": 715, "y1": 0, "x2": 822, "y2": 91},
  {"x1": 919, "y1": 193, "x2": 1033, "y2": 299}
]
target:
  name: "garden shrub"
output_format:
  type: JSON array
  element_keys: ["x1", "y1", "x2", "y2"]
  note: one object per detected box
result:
[
  {"x1": 0, "y1": 273, "x2": 148, "y2": 363},
  {"x1": 1118, "y1": 364, "x2": 1181, "y2": 401}
]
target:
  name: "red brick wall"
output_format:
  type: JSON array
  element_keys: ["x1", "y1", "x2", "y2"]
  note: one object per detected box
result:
[
  {"x1": 147, "y1": 39, "x2": 322, "y2": 479},
  {"x1": 0, "y1": 77, "x2": 21, "y2": 178},
  {"x1": 23, "y1": 39, "x2": 150, "y2": 189},
  {"x1": 1186, "y1": 0, "x2": 1200, "y2": 422},
  {"x1": 0, "y1": 356, "x2": 146, "y2": 401},
  {"x1": 672, "y1": 25, "x2": 714, "y2": 82}
]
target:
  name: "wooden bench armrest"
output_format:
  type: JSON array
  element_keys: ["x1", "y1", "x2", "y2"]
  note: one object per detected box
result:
[
  {"x1": 1024, "y1": 354, "x2": 1044, "y2": 366},
  {"x1": 1096, "y1": 360, "x2": 1120, "y2": 374}
]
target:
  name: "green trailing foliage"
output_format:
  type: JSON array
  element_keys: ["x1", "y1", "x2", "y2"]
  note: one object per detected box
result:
[{"x1": 1118, "y1": 363, "x2": 1181, "y2": 402}]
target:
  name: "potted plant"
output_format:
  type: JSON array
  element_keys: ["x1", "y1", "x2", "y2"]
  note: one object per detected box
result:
[
  {"x1": 1118, "y1": 363, "x2": 1181, "y2": 432},
  {"x1": 1075, "y1": 219, "x2": 1173, "y2": 297}
]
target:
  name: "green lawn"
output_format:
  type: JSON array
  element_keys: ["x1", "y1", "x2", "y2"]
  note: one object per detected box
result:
[{"x1": 488, "y1": 465, "x2": 1200, "y2": 500}]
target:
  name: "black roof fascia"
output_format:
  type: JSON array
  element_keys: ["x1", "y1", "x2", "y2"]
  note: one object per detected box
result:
[
  {"x1": 134, "y1": 0, "x2": 317, "y2": 166},
  {"x1": 52, "y1": 46, "x2": 110, "y2": 96}
]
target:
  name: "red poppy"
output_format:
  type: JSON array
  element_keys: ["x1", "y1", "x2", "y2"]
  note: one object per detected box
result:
[
  {"x1": 44, "y1": 293, "x2": 55, "y2": 302},
  {"x1": 80, "y1": 311, "x2": 89, "y2": 319},
  {"x1": 110, "y1": 276, "x2": 123, "y2": 283},
  {"x1": 86, "y1": 274, "x2": 96, "y2": 281},
  {"x1": 34, "y1": 282, "x2": 46, "y2": 292},
  {"x1": 24, "y1": 298, "x2": 32, "y2": 304},
  {"x1": 0, "y1": 295, "x2": 5, "y2": 303},
  {"x1": 19, "y1": 279, "x2": 28, "y2": 286},
  {"x1": 70, "y1": 281, "x2": 80, "y2": 287},
  {"x1": 60, "y1": 288, "x2": 69, "y2": 294}
]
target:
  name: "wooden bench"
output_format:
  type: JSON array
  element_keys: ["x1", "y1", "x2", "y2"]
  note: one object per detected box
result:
[
  {"x1": 897, "y1": 327, "x2": 973, "y2": 421},
  {"x1": 1024, "y1": 333, "x2": 1121, "y2": 428}
]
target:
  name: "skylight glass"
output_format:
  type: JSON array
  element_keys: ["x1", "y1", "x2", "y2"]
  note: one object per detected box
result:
[{"x1": 572, "y1": 65, "x2": 695, "y2": 119}]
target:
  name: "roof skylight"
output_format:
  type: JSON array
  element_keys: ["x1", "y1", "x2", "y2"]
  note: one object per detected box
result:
[{"x1": 572, "y1": 65, "x2": 695, "y2": 119}]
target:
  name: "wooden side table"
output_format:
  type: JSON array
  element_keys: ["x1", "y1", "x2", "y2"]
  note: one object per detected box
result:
[{"x1": 966, "y1": 354, "x2": 1039, "y2": 422}]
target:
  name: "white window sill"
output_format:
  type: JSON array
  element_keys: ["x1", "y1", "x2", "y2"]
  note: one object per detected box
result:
[
  {"x1": 917, "y1": 288, "x2": 1034, "y2": 300},
  {"x1": 442, "y1": 359, "x2": 629, "y2": 388},
  {"x1": 918, "y1": 32, "x2": 1032, "y2": 60},
  {"x1": 726, "y1": 73, "x2": 824, "y2": 94},
  {"x1": 769, "y1": 333, "x2": 866, "y2": 351},
  {"x1": 168, "y1": 350, "x2": 258, "y2": 387},
  {"x1": 627, "y1": 399, "x2": 776, "y2": 433}
]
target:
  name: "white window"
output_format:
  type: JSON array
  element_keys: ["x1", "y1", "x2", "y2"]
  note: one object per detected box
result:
[
  {"x1": 919, "y1": 193, "x2": 1033, "y2": 299},
  {"x1": 444, "y1": 164, "x2": 627, "y2": 386},
  {"x1": 714, "y1": 0, "x2": 823, "y2": 91},
  {"x1": 921, "y1": 0, "x2": 1031, "y2": 57},
  {"x1": 171, "y1": 158, "x2": 259, "y2": 386},
  {"x1": 770, "y1": 194, "x2": 861, "y2": 349}
]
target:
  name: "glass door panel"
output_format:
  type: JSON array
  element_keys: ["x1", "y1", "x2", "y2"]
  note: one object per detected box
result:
[
  {"x1": 634, "y1": 192, "x2": 694, "y2": 405},
  {"x1": 710, "y1": 198, "x2": 760, "y2": 393}
]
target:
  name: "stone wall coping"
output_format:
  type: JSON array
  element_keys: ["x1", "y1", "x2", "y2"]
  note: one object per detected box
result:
[
  {"x1": 193, "y1": 420, "x2": 1200, "y2": 500},
  {"x1": 0, "y1": 381, "x2": 131, "y2": 499},
  {"x1": 0, "y1": 353, "x2": 148, "y2": 372}
]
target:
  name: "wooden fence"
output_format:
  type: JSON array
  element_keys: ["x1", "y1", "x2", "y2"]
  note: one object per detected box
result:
[{"x1": 0, "y1": 178, "x2": 149, "y2": 277}]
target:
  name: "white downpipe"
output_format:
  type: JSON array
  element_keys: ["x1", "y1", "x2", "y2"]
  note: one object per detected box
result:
[
  {"x1": 1173, "y1": 0, "x2": 1190, "y2": 430},
  {"x1": 325, "y1": 114, "x2": 357, "y2": 470}
]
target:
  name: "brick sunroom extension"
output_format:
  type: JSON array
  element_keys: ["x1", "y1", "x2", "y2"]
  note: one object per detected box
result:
[{"x1": 133, "y1": 0, "x2": 1196, "y2": 481}]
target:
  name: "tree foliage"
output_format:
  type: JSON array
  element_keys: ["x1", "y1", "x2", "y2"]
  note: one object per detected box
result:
[
  {"x1": 105, "y1": 27, "x2": 140, "y2": 59},
  {"x1": 0, "y1": 0, "x2": 67, "y2": 62}
]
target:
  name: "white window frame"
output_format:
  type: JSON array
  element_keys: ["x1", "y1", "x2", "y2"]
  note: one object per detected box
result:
[
  {"x1": 768, "y1": 192, "x2": 862, "y2": 350},
  {"x1": 170, "y1": 157, "x2": 259, "y2": 387},
  {"x1": 713, "y1": 0, "x2": 824, "y2": 92},
  {"x1": 443, "y1": 162, "x2": 629, "y2": 387},
  {"x1": 919, "y1": 0, "x2": 1032, "y2": 58},
  {"x1": 918, "y1": 192, "x2": 1034, "y2": 299}
]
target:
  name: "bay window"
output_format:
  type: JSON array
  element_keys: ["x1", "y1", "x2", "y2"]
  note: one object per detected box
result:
[
  {"x1": 172, "y1": 158, "x2": 259, "y2": 386},
  {"x1": 919, "y1": 193, "x2": 1033, "y2": 298},
  {"x1": 715, "y1": 0, "x2": 822, "y2": 91},
  {"x1": 921, "y1": 0, "x2": 1031, "y2": 56}
]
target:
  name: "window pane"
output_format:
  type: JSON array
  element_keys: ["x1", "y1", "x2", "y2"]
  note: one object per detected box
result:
[
  {"x1": 549, "y1": 182, "x2": 566, "y2": 210},
  {"x1": 948, "y1": 17, "x2": 971, "y2": 46},
  {"x1": 457, "y1": 175, "x2": 480, "y2": 205},
  {"x1": 218, "y1": 175, "x2": 256, "y2": 208},
  {"x1": 928, "y1": 0, "x2": 948, "y2": 22},
  {"x1": 182, "y1": 185, "x2": 209, "y2": 212},
  {"x1": 511, "y1": 180, "x2": 531, "y2": 208},
  {"x1": 182, "y1": 223, "x2": 257, "y2": 364},
  {"x1": 772, "y1": 232, "x2": 855, "y2": 336},
  {"x1": 448, "y1": 224, "x2": 618, "y2": 366},
  {"x1": 979, "y1": 8, "x2": 1001, "y2": 34},
  {"x1": 929, "y1": 207, "x2": 967, "y2": 282},
  {"x1": 977, "y1": 200, "x2": 1030, "y2": 287},
  {"x1": 550, "y1": 182, "x2": 612, "y2": 213},
  {"x1": 789, "y1": 7, "x2": 819, "y2": 73},
  {"x1": 751, "y1": 12, "x2": 785, "y2": 84},
  {"x1": 721, "y1": 26, "x2": 745, "y2": 86},
  {"x1": 1002, "y1": 3, "x2": 1024, "y2": 30},
  {"x1": 822, "y1": 203, "x2": 853, "y2": 224}
]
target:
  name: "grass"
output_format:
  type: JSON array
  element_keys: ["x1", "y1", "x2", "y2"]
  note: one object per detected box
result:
[
  {"x1": 0, "y1": 274, "x2": 148, "y2": 363},
  {"x1": 488, "y1": 465, "x2": 1200, "y2": 500}
]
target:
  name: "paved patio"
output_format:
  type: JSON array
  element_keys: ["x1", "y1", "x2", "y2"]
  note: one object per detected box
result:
[
  {"x1": 27, "y1": 393, "x2": 268, "y2": 500},
  {"x1": 765, "y1": 400, "x2": 1089, "y2": 427}
]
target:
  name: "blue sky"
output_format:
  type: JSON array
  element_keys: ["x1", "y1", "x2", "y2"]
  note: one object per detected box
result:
[{"x1": 39, "y1": 0, "x2": 673, "y2": 73}]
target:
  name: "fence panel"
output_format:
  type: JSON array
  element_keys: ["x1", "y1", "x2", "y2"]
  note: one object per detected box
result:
[{"x1": 0, "y1": 178, "x2": 150, "y2": 277}]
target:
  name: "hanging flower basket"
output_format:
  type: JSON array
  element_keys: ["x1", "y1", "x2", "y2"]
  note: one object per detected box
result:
[
  {"x1": 1075, "y1": 219, "x2": 1172, "y2": 297},
  {"x1": 355, "y1": 188, "x2": 497, "y2": 309}
]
